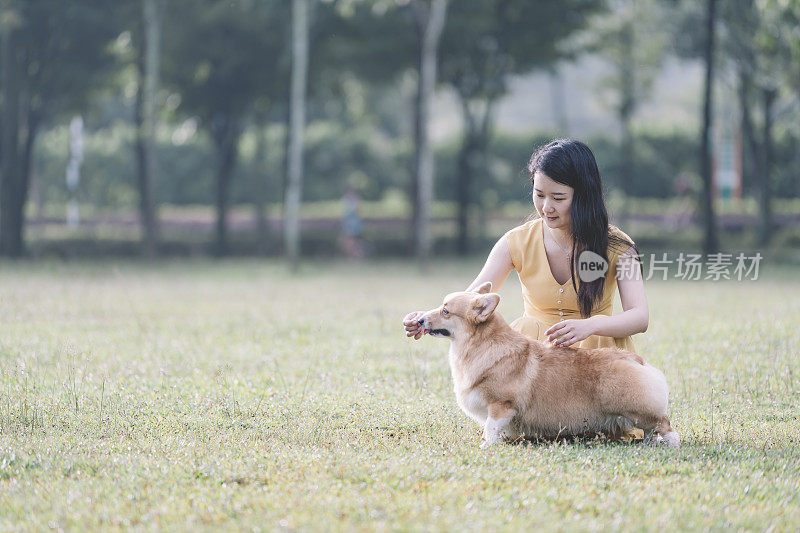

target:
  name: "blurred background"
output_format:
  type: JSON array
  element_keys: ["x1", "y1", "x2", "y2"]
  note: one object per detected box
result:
[{"x1": 0, "y1": 0, "x2": 798, "y2": 265}]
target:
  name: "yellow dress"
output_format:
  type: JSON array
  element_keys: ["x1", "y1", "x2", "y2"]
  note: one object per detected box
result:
[{"x1": 504, "y1": 218, "x2": 637, "y2": 352}]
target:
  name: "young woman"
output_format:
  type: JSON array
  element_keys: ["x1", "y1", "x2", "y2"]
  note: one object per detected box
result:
[{"x1": 403, "y1": 138, "x2": 648, "y2": 351}]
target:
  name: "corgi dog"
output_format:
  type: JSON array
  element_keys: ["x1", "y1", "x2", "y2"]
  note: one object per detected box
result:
[{"x1": 417, "y1": 282, "x2": 679, "y2": 448}]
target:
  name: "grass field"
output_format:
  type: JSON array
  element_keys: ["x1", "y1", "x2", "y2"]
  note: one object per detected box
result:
[{"x1": 1, "y1": 259, "x2": 799, "y2": 531}]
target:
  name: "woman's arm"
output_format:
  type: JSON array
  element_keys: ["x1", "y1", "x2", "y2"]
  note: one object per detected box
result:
[
  {"x1": 591, "y1": 251, "x2": 649, "y2": 336},
  {"x1": 587, "y1": 275, "x2": 648, "y2": 337},
  {"x1": 546, "y1": 250, "x2": 648, "y2": 346},
  {"x1": 465, "y1": 236, "x2": 514, "y2": 292}
]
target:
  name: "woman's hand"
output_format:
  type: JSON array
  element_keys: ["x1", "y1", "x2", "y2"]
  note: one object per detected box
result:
[
  {"x1": 545, "y1": 317, "x2": 597, "y2": 347},
  {"x1": 403, "y1": 311, "x2": 426, "y2": 340}
]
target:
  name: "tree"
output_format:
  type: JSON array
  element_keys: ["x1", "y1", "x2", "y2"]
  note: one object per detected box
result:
[
  {"x1": 303, "y1": 0, "x2": 443, "y2": 264},
  {"x1": 1, "y1": 10, "x2": 22, "y2": 257},
  {"x1": 721, "y1": 0, "x2": 800, "y2": 247},
  {"x1": 439, "y1": 0, "x2": 603, "y2": 254},
  {"x1": 284, "y1": 0, "x2": 309, "y2": 271},
  {"x1": 410, "y1": 0, "x2": 447, "y2": 268},
  {"x1": 135, "y1": 0, "x2": 163, "y2": 259},
  {"x1": 671, "y1": 0, "x2": 719, "y2": 253},
  {"x1": 591, "y1": 0, "x2": 669, "y2": 219},
  {"x1": 0, "y1": 0, "x2": 122, "y2": 257},
  {"x1": 699, "y1": 0, "x2": 719, "y2": 255},
  {"x1": 321, "y1": 1, "x2": 418, "y2": 248},
  {"x1": 162, "y1": 0, "x2": 286, "y2": 255}
]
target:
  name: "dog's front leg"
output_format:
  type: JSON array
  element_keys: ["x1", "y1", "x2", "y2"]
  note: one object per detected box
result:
[{"x1": 480, "y1": 402, "x2": 517, "y2": 449}]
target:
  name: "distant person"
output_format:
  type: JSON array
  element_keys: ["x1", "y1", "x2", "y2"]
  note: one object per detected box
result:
[
  {"x1": 340, "y1": 185, "x2": 365, "y2": 259},
  {"x1": 403, "y1": 139, "x2": 648, "y2": 438}
]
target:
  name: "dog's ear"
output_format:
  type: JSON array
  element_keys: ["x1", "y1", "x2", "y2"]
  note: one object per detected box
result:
[
  {"x1": 475, "y1": 281, "x2": 493, "y2": 294},
  {"x1": 472, "y1": 293, "x2": 500, "y2": 323}
]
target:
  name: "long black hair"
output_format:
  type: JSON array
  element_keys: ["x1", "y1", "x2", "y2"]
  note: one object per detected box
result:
[{"x1": 528, "y1": 139, "x2": 637, "y2": 317}]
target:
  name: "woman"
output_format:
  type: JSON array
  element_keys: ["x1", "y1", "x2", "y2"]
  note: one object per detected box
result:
[{"x1": 403, "y1": 138, "x2": 648, "y2": 352}]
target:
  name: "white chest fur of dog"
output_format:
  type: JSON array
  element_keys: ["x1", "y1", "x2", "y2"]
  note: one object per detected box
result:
[
  {"x1": 450, "y1": 342, "x2": 488, "y2": 423},
  {"x1": 421, "y1": 282, "x2": 679, "y2": 448}
]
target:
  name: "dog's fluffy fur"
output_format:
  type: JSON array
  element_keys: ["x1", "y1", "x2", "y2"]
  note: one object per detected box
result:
[{"x1": 419, "y1": 282, "x2": 679, "y2": 448}]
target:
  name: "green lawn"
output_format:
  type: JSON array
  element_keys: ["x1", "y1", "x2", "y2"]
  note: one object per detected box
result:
[{"x1": 1, "y1": 259, "x2": 799, "y2": 531}]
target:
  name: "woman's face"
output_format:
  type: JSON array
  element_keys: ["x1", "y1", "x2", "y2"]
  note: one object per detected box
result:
[{"x1": 532, "y1": 171, "x2": 573, "y2": 230}]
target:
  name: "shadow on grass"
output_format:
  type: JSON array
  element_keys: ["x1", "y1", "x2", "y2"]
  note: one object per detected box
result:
[{"x1": 509, "y1": 433, "x2": 646, "y2": 448}]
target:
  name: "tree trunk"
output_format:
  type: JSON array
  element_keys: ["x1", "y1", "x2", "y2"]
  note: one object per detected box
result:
[
  {"x1": 410, "y1": 0, "x2": 447, "y2": 270},
  {"x1": 18, "y1": 108, "x2": 38, "y2": 242},
  {"x1": 619, "y1": 112, "x2": 634, "y2": 224},
  {"x1": 135, "y1": 0, "x2": 161, "y2": 259},
  {"x1": 699, "y1": 0, "x2": 718, "y2": 255},
  {"x1": 253, "y1": 118, "x2": 270, "y2": 255},
  {"x1": 1, "y1": 24, "x2": 23, "y2": 257},
  {"x1": 409, "y1": 85, "x2": 421, "y2": 252},
  {"x1": 212, "y1": 114, "x2": 240, "y2": 256},
  {"x1": 738, "y1": 69, "x2": 758, "y2": 197},
  {"x1": 456, "y1": 97, "x2": 492, "y2": 256},
  {"x1": 549, "y1": 68, "x2": 569, "y2": 135},
  {"x1": 456, "y1": 153, "x2": 474, "y2": 254},
  {"x1": 284, "y1": 0, "x2": 309, "y2": 272},
  {"x1": 618, "y1": 19, "x2": 635, "y2": 225},
  {"x1": 758, "y1": 87, "x2": 776, "y2": 246},
  {"x1": 456, "y1": 125, "x2": 475, "y2": 255}
]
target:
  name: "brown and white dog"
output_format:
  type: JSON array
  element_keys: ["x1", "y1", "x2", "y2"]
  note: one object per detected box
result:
[{"x1": 418, "y1": 282, "x2": 679, "y2": 448}]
